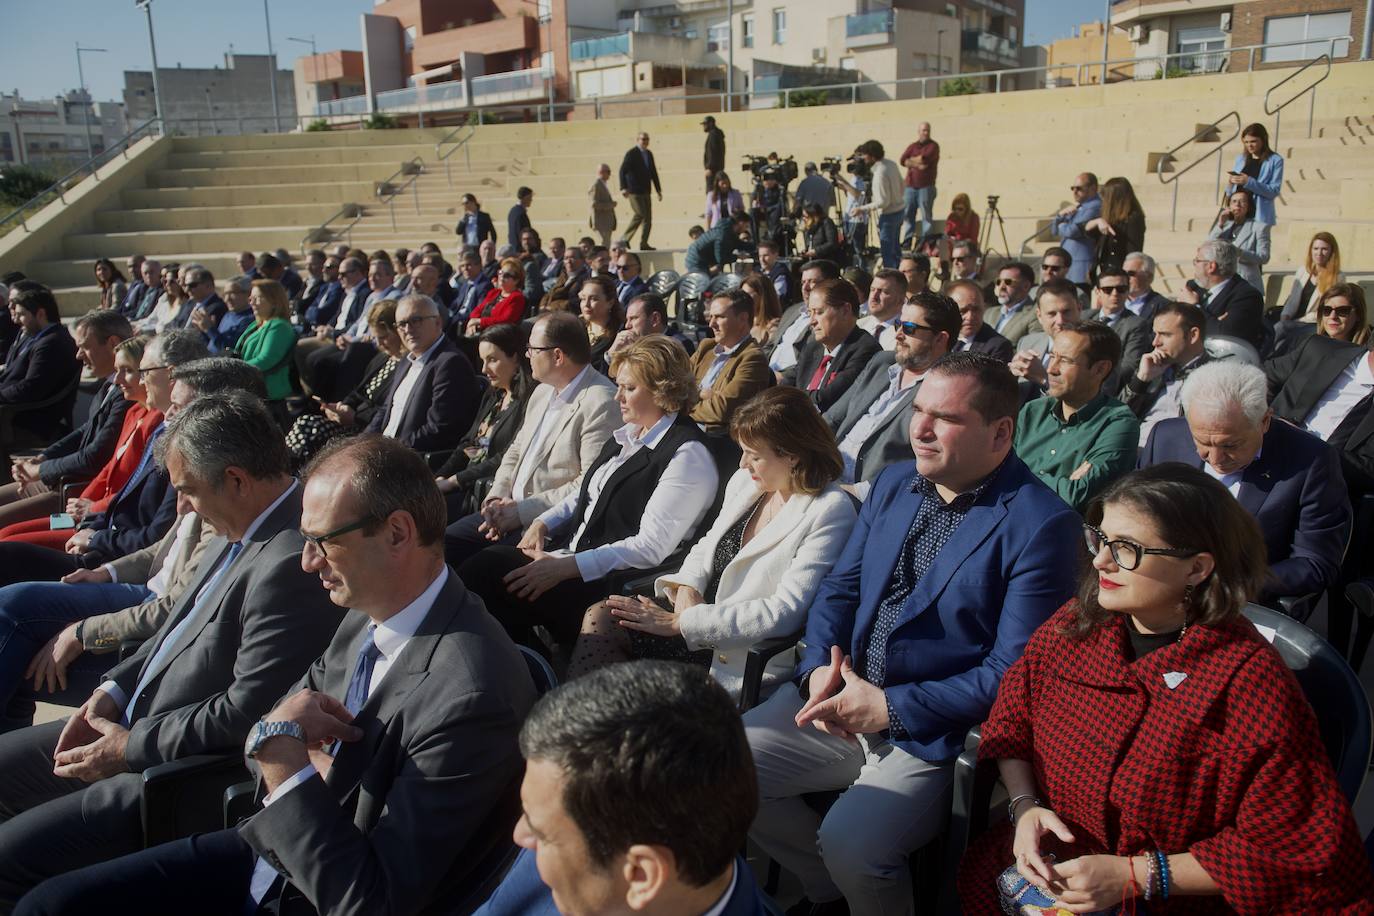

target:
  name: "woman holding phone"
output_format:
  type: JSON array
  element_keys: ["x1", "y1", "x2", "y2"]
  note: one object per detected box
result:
[{"x1": 1228, "y1": 123, "x2": 1284, "y2": 227}]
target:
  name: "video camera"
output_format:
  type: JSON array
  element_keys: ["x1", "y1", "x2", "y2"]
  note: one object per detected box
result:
[
  {"x1": 741, "y1": 153, "x2": 799, "y2": 186},
  {"x1": 820, "y1": 154, "x2": 871, "y2": 183}
]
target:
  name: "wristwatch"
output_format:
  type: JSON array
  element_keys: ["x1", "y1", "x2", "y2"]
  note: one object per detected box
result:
[{"x1": 244, "y1": 719, "x2": 306, "y2": 759}]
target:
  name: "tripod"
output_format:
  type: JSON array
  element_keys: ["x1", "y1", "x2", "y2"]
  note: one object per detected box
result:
[{"x1": 978, "y1": 196, "x2": 1012, "y2": 261}]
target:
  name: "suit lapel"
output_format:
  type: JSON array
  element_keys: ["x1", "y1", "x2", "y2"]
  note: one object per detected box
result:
[
  {"x1": 133, "y1": 537, "x2": 236, "y2": 687},
  {"x1": 1298, "y1": 344, "x2": 1359, "y2": 415},
  {"x1": 903, "y1": 492, "x2": 1009, "y2": 622},
  {"x1": 731, "y1": 488, "x2": 811, "y2": 566}
]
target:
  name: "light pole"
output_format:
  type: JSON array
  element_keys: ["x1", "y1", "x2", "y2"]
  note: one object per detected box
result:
[
  {"x1": 263, "y1": 0, "x2": 281, "y2": 131},
  {"x1": 541, "y1": 0, "x2": 555, "y2": 121},
  {"x1": 726, "y1": 0, "x2": 734, "y2": 112},
  {"x1": 1101, "y1": 0, "x2": 1111, "y2": 84},
  {"x1": 287, "y1": 36, "x2": 317, "y2": 117},
  {"x1": 936, "y1": 30, "x2": 946, "y2": 77},
  {"x1": 75, "y1": 43, "x2": 108, "y2": 162},
  {"x1": 134, "y1": 1, "x2": 165, "y2": 129}
]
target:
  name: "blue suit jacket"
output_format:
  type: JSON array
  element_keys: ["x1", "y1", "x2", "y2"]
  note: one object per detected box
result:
[
  {"x1": 797, "y1": 456, "x2": 1080, "y2": 761},
  {"x1": 1051, "y1": 195, "x2": 1102, "y2": 284},
  {"x1": 473, "y1": 849, "x2": 769, "y2": 916},
  {"x1": 303, "y1": 280, "x2": 344, "y2": 328},
  {"x1": 617, "y1": 274, "x2": 649, "y2": 307},
  {"x1": 79, "y1": 457, "x2": 177, "y2": 564},
  {"x1": 1139, "y1": 417, "x2": 1351, "y2": 603}
]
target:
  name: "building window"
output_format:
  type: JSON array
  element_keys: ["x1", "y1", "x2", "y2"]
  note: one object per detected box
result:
[
  {"x1": 1174, "y1": 26, "x2": 1227, "y2": 72},
  {"x1": 1263, "y1": 12, "x2": 1353, "y2": 61},
  {"x1": 772, "y1": 8, "x2": 786, "y2": 44},
  {"x1": 742, "y1": 13, "x2": 754, "y2": 48},
  {"x1": 707, "y1": 21, "x2": 730, "y2": 53}
]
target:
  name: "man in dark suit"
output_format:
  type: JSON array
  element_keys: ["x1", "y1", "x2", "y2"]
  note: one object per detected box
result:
[
  {"x1": 128, "y1": 260, "x2": 164, "y2": 321},
  {"x1": 689, "y1": 290, "x2": 773, "y2": 435},
  {"x1": 0, "y1": 393, "x2": 345, "y2": 907},
  {"x1": 614, "y1": 251, "x2": 648, "y2": 307},
  {"x1": 1085, "y1": 267, "x2": 1151, "y2": 396},
  {"x1": 1119, "y1": 301, "x2": 1210, "y2": 447},
  {"x1": 17, "y1": 435, "x2": 536, "y2": 916},
  {"x1": 449, "y1": 248, "x2": 494, "y2": 326},
  {"x1": 769, "y1": 259, "x2": 841, "y2": 377},
  {"x1": 474, "y1": 661, "x2": 768, "y2": 916},
  {"x1": 1179, "y1": 239, "x2": 1265, "y2": 352},
  {"x1": 368, "y1": 295, "x2": 479, "y2": 457},
  {"x1": 945, "y1": 280, "x2": 1014, "y2": 362},
  {"x1": 746, "y1": 352, "x2": 1080, "y2": 913},
  {"x1": 507, "y1": 186, "x2": 533, "y2": 248},
  {"x1": 826, "y1": 291, "x2": 958, "y2": 498},
  {"x1": 784, "y1": 277, "x2": 881, "y2": 412},
  {"x1": 1265, "y1": 333, "x2": 1374, "y2": 499},
  {"x1": 175, "y1": 266, "x2": 228, "y2": 332},
  {"x1": 1123, "y1": 252, "x2": 1169, "y2": 322},
  {"x1": 1140, "y1": 360, "x2": 1351, "y2": 607},
  {"x1": 455, "y1": 194, "x2": 498, "y2": 248},
  {"x1": 0, "y1": 284, "x2": 81, "y2": 444},
  {"x1": 117, "y1": 255, "x2": 147, "y2": 316},
  {"x1": 299, "y1": 256, "x2": 343, "y2": 331},
  {"x1": 2, "y1": 310, "x2": 133, "y2": 521},
  {"x1": 619, "y1": 132, "x2": 662, "y2": 250}
]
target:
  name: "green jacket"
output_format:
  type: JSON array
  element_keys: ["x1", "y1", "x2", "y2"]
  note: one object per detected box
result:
[
  {"x1": 236, "y1": 317, "x2": 296, "y2": 400},
  {"x1": 1014, "y1": 391, "x2": 1139, "y2": 511}
]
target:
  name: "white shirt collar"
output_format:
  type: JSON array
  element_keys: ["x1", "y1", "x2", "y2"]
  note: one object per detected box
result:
[
  {"x1": 700, "y1": 861, "x2": 738, "y2": 916},
  {"x1": 822, "y1": 340, "x2": 845, "y2": 359},
  {"x1": 371, "y1": 567, "x2": 447, "y2": 661},
  {"x1": 406, "y1": 336, "x2": 446, "y2": 366},
  {"x1": 242, "y1": 479, "x2": 299, "y2": 543},
  {"x1": 613, "y1": 411, "x2": 677, "y2": 451},
  {"x1": 554, "y1": 364, "x2": 594, "y2": 403}
]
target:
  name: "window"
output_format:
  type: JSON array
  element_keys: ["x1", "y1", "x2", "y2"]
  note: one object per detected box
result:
[
  {"x1": 1009, "y1": 25, "x2": 1018, "y2": 43},
  {"x1": 772, "y1": 8, "x2": 786, "y2": 44},
  {"x1": 742, "y1": 13, "x2": 755, "y2": 48},
  {"x1": 945, "y1": 4, "x2": 956, "y2": 18},
  {"x1": 404, "y1": 26, "x2": 416, "y2": 52},
  {"x1": 707, "y1": 21, "x2": 730, "y2": 52},
  {"x1": 1263, "y1": 12, "x2": 1352, "y2": 61},
  {"x1": 1174, "y1": 25, "x2": 1227, "y2": 72}
]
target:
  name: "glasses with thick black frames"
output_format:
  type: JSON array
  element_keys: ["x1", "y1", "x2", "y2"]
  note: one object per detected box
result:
[{"x1": 1083, "y1": 523, "x2": 1197, "y2": 571}]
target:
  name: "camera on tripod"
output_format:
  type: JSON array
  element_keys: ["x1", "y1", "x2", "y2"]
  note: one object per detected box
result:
[
  {"x1": 987, "y1": 194, "x2": 1000, "y2": 208},
  {"x1": 742, "y1": 153, "x2": 799, "y2": 186}
]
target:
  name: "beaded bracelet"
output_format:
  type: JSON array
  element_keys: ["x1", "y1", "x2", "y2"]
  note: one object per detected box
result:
[
  {"x1": 1154, "y1": 850, "x2": 1171, "y2": 900},
  {"x1": 1142, "y1": 853, "x2": 1157, "y2": 901}
]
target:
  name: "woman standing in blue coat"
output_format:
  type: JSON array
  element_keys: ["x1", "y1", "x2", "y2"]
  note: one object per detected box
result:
[{"x1": 1228, "y1": 123, "x2": 1284, "y2": 227}]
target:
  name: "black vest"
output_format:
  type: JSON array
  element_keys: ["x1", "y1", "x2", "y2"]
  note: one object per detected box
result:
[{"x1": 560, "y1": 414, "x2": 708, "y2": 553}]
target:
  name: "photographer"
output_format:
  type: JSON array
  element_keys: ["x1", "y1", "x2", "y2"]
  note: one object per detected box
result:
[
  {"x1": 853, "y1": 140, "x2": 905, "y2": 269},
  {"x1": 827, "y1": 160, "x2": 868, "y2": 267},
  {"x1": 686, "y1": 210, "x2": 753, "y2": 276},
  {"x1": 752, "y1": 172, "x2": 793, "y2": 247}
]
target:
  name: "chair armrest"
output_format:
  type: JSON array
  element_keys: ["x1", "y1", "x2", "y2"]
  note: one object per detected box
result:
[
  {"x1": 141, "y1": 753, "x2": 250, "y2": 847},
  {"x1": 1277, "y1": 592, "x2": 1321, "y2": 622},
  {"x1": 223, "y1": 779, "x2": 259, "y2": 828},
  {"x1": 737, "y1": 631, "x2": 804, "y2": 712},
  {"x1": 419, "y1": 449, "x2": 456, "y2": 473},
  {"x1": 57, "y1": 476, "x2": 94, "y2": 503},
  {"x1": 937, "y1": 727, "x2": 993, "y2": 915}
]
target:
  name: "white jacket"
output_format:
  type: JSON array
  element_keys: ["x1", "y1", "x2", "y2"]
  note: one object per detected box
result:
[{"x1": 655, "y1": 469, "x2": 858, "y2": 702}]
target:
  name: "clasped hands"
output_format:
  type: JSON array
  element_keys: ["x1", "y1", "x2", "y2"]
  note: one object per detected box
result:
[
  {"x1": 503, "y1": 520, "x2": 579, "y2": 601},
  {"x1": 1012, "y1": 805, "x2": 1131, "y2": 913},
  {"x1": 52, "y1": 689, "x2": 129, "y2": 783},
  {"x1": 478, "y1": 496, "x2": 521, "y2": 542},
  {"x1": 795, "y1": 645, "x2": 889, "y2": 742}
]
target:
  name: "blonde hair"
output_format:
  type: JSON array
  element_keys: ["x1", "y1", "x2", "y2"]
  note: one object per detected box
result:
[
  {"x1": 498, "y1": 256, "x2": 525, "y2": 286},
  {"x1": 608, "y1": 336, "x2": 700, "y2": 415},
  {"x1": 249, "y1": 279, "x2": 291, "y2": 323},
  {"x1": 1316, "y1": 283, "x2": 1369, "y2": 347},
  {"x1": 1304, "y1": 231, "x2": 1341, "y2": 295}
]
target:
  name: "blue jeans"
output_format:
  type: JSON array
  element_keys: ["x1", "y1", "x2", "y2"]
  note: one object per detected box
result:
[
  {"x1": 0, "y1": 581, "x2": 152, "y2": 732},
  {"x1": 902, "y1": 185, "x2": 937, "y2": 245},
  {"x1": 876, "y1": 210, "x2": 904, "y2": 269}
]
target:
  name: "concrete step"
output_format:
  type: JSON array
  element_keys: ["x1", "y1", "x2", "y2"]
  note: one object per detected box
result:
[
  {"x1": 94, "y1": 203, "x2": 344, "y2": 232},
  {"x1": 145, "y1": 162, "x2": 401, "y2": 188},
  {"x1": 120, "y1": 183, "x2": 379, "y2": 208},
  {"x1": 60, "y1": 225, "x2": 315, "y2": 260},
  {"x1": 32, "y1": 253, "x2": 265, "y2": 287}
]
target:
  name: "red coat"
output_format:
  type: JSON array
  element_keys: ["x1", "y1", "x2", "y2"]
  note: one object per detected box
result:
[
  {"x1": 959, "y1": 600, "x2": 1374, "y2": 914},
  {"x1": 470, "y1": 288, "x2": 525, "y2": 329}
]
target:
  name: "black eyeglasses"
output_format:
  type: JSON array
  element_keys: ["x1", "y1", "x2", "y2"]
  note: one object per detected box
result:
[
  {"x1": 896, "y1": 320, "x2": 934, "y2": 336},
  {"x1": 397, "y1": 316, "x2": 438, "y2": 329},
  {"x1": 526, "y1": 344, "x2": 558, "y2": 354},
  {"x1": 1098, "y1": 285, "x2": 1128, "y2": 294},
  {"x1": 1083, "y1": 524, "x2": 1197, "y2": 571},
  {"x1": 301, "y1": 517, "x2": 375, "y2": 557},
  {"x1": 139, "y1": 364, "x2": 170, "y2": 373},
  {"x1": 499, "y1": 272, "x2": 520, "y2": 280}
]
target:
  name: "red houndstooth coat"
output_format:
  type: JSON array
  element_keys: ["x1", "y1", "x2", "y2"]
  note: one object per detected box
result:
[{"x1": 958, "y1": 600, "x2": 1374, "y2": 914}]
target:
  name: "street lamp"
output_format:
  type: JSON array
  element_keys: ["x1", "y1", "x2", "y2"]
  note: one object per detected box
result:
[
  {"x1": 134, "y1": 0, "x2": 165, "y2": 130},
  {"x1": 287, "y1": 36, "x2": 318, "y2": 117},
  {"x1": 263, "y1": 0, "x2": 281, "y2": 131},
  {"x1": 75, "y1": 43, "x2": 108, "y2": 163}
]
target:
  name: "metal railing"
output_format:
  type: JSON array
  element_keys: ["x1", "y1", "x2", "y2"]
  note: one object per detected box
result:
[
  {"x1": 374, "y1": 157, "x2": 425, "y2": 232},
  {"x1": 435, "y1": 119, "x2": 476, "y2": 187},
  {"x1": 1264, "y1": 50, "x2": 1335, "y2": 147},
  {"x1": 1155, "y1": 111, "x2": 1243, "y2": 231},
  {"x1": 0, "y1": 116, "x2": 162, "y2": 236},
  {"x1": 299, "y1": 203, "x2": 364, "y2": 255}
]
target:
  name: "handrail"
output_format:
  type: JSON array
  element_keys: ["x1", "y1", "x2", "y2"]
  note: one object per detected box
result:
[
  {"x1": 1155, "y1": 111, "x2": 1242, "y2": 232},
  {"x1": 1018, "y1": 212, "x2": 1059, "y2": 256},
  {"x1": 375, "y1": 157, "x2": 425, "y2": 231},
  {"x1": 1264, "y1": 46, "x2": 1336, "y2": 148},
  {"x1": 434, "y1": 117, "x2": 476, "y2": 188},
  {"x1": 299, "y1": 203, "x2": 365, "y2": 255},
  {"x1": 0, "y1": 116, "x2": 162, "y2": 235}
]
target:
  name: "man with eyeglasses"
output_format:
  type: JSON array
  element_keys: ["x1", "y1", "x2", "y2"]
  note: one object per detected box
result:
[
  {"x1": 613, "y1": 252, "x2": 647, "y2": 307},
  {"x1": 179, "y1": 267, "x2": 226, "y2": 335},
  {"x1": 299, "y1": 256, "x2": 344, "y2": 332},
  {"x1": 1179, "y1": 239, "x2": 1265, "y2": 353},
  {"x1": 1050, "y1": 173, "x2": 1101, "y2": 285},
  {"x1": 983, "y1": 261, "x2": 1037, "y2": 346},
  {"x1": 619, "y1": 132, "x2": 662, "y2": 250},
  {"x1": 825, "y1": 291, "x2": 959, "y2": 499},
  {"x1": 1014, "y1": 321, "x2": 1139, "y2": 510},
  {"x1": 367, "y1": 295, "x2": 478, "y2": 456},
  {"x1": 1085, "y1": 267, "x2": 1150, "y2": 396},
  {"x1": 1122, "y1": 252, "x2": 1167, "y2": 322},
  {"x1": 1008, "y1": 279, "x2": 1083, "y2": 391},
  {"x1": 947, "y1": 240, "x2": 982, "y2": 284}
]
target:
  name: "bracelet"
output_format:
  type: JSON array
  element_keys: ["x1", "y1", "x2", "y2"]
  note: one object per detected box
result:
[
  {"x1": 1006, "y1": 793, "x2": 1041, "y2": 824},
  {"x1": 1155, "y1": 850, "x2": 1171, "y2": 900},
  {"x1": 1143, "y1": 853, "x2": 1157, "y2": 901}
]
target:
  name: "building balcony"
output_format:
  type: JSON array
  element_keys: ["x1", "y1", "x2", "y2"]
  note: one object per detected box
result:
[
  {"x1": 570, "y1": 31, "x2": 703, "y2": 65},
  {"x1": 845, "y1": 10, "x2": 894, "y2": 49},
  {"x1": 962, "y1": 29, "x2": 1020, "y2": 68},
  {"x1": 469, "y1": 67, "x2": 547, "y2": 105},
  {"x1": 411, "y1": 15, "x2": 540, "y2": 71},
  {"x1": 374, "y1": 80, "x2": 468, "y2": 114}
]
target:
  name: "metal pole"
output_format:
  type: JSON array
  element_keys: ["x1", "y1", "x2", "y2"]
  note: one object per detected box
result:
[
  {"x1": 1101, "y1": 0, "x2": 1111, "y2": 84},
  {"x1": 542, "y1": 1, "x2": 554, "y2": 121},
  {"x1": 263, "y1": 0, "x2": 281, "y2": 131},
  {"x1": 1364, "y1": 0, "x2": 1373, "y2": 60},
  {"x1": 75, "y1": 44, "x2": 108, "y2": 165},
  {"x1": 287, "y1": 36, "x2": 317, "y2": 117},
  {"x1": 726, "y1": 0, "x2": 734, "y2": 112},
  {"x1": 937, "y1": 31, "x2": 944, "y2": 76},
  {"x1": 137, "y1": 1, "x2": 165, "y2": 129}
]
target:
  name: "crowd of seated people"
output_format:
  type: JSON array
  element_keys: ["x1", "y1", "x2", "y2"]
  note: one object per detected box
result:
[{"x1": 1, "y1": 127, "x2": 1371, "y2": 915}]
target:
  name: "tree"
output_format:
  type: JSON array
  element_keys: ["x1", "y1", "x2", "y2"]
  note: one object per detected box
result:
[{"x1": 0, "y1": 164, "x2": 60, "y2": 208}]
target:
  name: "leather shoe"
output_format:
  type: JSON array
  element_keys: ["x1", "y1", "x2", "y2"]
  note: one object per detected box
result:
[{"x1": 639, "y1": 244, "x2": 656, "y2": 251}]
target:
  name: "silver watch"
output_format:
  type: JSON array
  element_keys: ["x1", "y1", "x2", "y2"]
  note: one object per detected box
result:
[{"x1": 244, "y1": 719, "x2": 306, "y2": 759}]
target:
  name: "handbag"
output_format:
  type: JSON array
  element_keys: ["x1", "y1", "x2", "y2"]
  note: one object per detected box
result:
[{"x1": 996, "y1": 864, "x2": 1121, "y2": 916}]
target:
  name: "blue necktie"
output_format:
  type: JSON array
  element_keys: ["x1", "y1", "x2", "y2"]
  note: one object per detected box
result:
[
  {"x1": 113, "y1": 425, "x2": 165, "y2": 505},
  {"x1": 329, "y1": 626, "x2": 382, "y2": 758}
]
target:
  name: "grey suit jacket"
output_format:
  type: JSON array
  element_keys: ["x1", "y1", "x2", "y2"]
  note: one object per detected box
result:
[
  {"x1": 1018, "y1": 331, "x2": 1050, "y2": 356},
  {"x1": 823, "y1": 352, "x2": 921, "y2": 485},
  {"x1": 1085, "y1": 309, "x2": 1151, "y2": 396},
  {"x1": 104, "y1": 485, "x2": 345, "y2": 775},
  {"x1": 983, "y1": 299, "x2": 1039, "y2": 345},
  {"x1": 240, "y1": 571, "x2": 537, "y2": 916}
]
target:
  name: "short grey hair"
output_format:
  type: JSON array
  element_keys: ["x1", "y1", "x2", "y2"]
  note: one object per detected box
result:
[
  {"x1": 158, "y1": 390, "x2": 288, "y2": 485},
  {"x1": 225, "y1": 275, "x2": 253, "y2": 295},
  {"x1": 153, "y1": 328, "x2": 211, "y2": 367},
  {"x1": 185, "y1": 266, "x2": 214, "y2": 288},
  {"x1": 1197, "y1": 239, "x2": 1238, "y2": 278},
  {"x1": 171, "y1": 356, "x2": 267, "y2": 400},
  {"x1": 1123, "y1": 251, "x2": 1155, "y2": 278},
  {"x1": 1181, "y1": 360, "x2": 1269, "y2": 427},
  {"x1": 397, "y1": 293, "x2": 439, "y2": 316}
]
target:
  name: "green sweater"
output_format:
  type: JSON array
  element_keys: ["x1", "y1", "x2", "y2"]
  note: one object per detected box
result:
[
  {"x1": 1014, "y1": 391, "x2": 1140, "y2": 511},
  {"x1": 236, "y1": 317, "x2": 296, "y2": 400}
]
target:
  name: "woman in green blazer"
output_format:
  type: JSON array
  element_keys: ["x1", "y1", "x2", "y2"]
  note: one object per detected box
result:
[{"x1": 237, "y1": 279, "x2": 297, "y2": 428}]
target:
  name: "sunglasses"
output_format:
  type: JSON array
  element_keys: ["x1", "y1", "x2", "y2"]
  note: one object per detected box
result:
[
  {"x1": 1098, "y1": 285, "x2": 1128, "y2": 294},
  {"x1": 1041, "y1": 263, "x2": 1066, "y2": 272},
  {"x1": 499, "y1": 272, "x2": 520, "y2": 280},
  {"x1": 994, "y1": 278, "x2": 1019, "y2": 286},
  {"x1": 896, "y1": 320, "x2": 934, "y2": 336},
  {"x1": 1319, "y1": 305, "x2": 1355, "y2": 318}
]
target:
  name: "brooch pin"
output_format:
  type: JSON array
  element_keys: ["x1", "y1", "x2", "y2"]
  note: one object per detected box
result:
[{"x1": 1163, "y1": 671, "x2": 1188, "y2": 689}]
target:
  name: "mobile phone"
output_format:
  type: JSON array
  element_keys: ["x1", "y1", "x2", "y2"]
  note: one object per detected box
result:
[{"x1": 49, "y1": 513, "x2": 76, "y2": 530}]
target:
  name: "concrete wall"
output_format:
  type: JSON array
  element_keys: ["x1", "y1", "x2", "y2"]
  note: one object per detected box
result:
[{"x1": 363, "y1": 12, "x2": 407, "y2": 108}]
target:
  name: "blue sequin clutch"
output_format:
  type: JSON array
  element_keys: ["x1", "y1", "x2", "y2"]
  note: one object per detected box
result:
[{"x1": 996, "y1": 864, "x2": 1121, "y2": 915}]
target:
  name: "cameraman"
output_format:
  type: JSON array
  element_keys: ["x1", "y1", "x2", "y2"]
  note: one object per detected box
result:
[
  {"x1": 853, "y1": 140, "x2": 904, "y2": 269},
  {"x1": 794, "y1": 162, "x2": 834, "y2": 216},
  {"x1": 751, "y1": 172, "x2": 792, "y2": 247},
  {"x1": 829, "y1": 167, "x2": 867, "y2": 267}
]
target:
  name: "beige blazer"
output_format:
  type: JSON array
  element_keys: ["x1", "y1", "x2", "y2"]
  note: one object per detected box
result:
[
  {"x1": 656, "y1": 470, "x2": 858, "y2": 702},
  {"x1": 588, "y1": 178, "x2": 617, "y2": 233},
  {"x1": 490, "y1": 371, "x2": 620, "y2": 526}
]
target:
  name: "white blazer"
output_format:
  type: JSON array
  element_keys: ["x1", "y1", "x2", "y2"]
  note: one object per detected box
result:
[{"x1": 655, "y1": 469, "x2": 858, "y2": 702}]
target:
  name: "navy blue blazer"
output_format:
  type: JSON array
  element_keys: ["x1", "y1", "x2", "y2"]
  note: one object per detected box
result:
[
  {"x1": 797, "y1": 456, "x2": 1081, "y2": 761},
  {"x1": 38, "y1": 380, "x2": 131, "y2": 486},
  {"x1": 451, "y1": 274, "x2": 495, "y2": 323},
  {"x1": 1139, "y1": 417, "x2": 1352, "y2": 603},
  {"x1": 616, "y1": 274, "x2": 649, "y2": 307},
  {"x1": 473, "y1": 849, "x2": 769, "y2": 916},
  {"x1": 303, "y1": 280, "x2": 344, "y2": 328},
  {"x1": 0, "y1": 323, "x2": 80, "y2": 441},
  {"x1": 456, "y1": 211, "x2": 498, "y2": 246},
  {"x1": 79, "y1": 455, "x2": 177, "y2": 563},
  {"x1": 367, "y1": 337, "x2": 480, "y2": 453}
]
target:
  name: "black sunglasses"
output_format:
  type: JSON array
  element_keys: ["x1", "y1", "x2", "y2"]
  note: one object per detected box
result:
[{"x1": 896, "y1": 320, "x2": 934, "y2": 336}]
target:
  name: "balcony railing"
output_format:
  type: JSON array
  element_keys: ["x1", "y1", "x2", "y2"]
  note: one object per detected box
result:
[
  {"x1": 571, "y1": 33, "x2": 631, "y2": 61},
  {"x1": 317, "y1": 95, "x2": 369, "y2": 117},
  {"x1": 846, "y1": 10, "x2": 894, "y2": 38},
  {"x1": 375, "y1": 81, "x2": 468, "y2": 112},
  {"x1": 962, "y1": 29, "x2": 1019, "y2": 67},
  {"x1": 470, "y1": 67, "x2": 544, "y2": 100}
]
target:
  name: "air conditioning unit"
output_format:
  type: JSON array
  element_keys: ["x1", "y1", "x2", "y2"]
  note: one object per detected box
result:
[
  {"x1": 812, "y1": 47, "x2": 827, "y2": 63},
  {"x1": 1128, "y1": 24, "x2": 1148, "y2": 42},
  {"x1": 1219, "y1": 12, "x2": 1232, "y2": 32}
]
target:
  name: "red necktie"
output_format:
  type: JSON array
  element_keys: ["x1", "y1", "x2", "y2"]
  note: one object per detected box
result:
[{"x1": 806, "y1": 354, "x2": 833, "y2": 391}]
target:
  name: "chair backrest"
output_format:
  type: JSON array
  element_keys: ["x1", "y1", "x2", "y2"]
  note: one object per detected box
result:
[
  {"x1": 706, "y1": 272, "x2": 744, "y2": 295},
  {"x1": 519, "y1": 643, "x2": 558, "y2": 697},
  {"x1": 648, "y1": 269, "x2": 680, "y2": 297},
  {"x1": 1241, "y1": 603, "x2": 1372, "y2": 805},
  {"x1": 1204, "y1": 334, "x2": 1260, "y2": 367},
  {"x1": 676, "y1": 271, "x2": 713, "y2": 326}
]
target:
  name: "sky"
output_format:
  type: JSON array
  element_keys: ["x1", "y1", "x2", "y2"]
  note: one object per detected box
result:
[{"x1": 0, "y1": 0, "x2": 1116, "y2": 104}]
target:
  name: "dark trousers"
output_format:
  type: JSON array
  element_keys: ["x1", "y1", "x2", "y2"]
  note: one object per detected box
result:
[
  {"x1": 0, "y1": 542, "x2": 82, "y2": 588},
  {"x1": 0, "y1": 720, "x2": 145, "y2": 909},
  {"x1": 625, "y1": 194, "x2": 653, "y2": 247},
  {"x1": 458, "y1": 545, "x2": 613, "y2": 647},
  {"x1": 16, "y1": 827, "x2": 255, "y2": 916},
  {"x1": 444, "y1": 510, "x2": 519, "y2": 570}
]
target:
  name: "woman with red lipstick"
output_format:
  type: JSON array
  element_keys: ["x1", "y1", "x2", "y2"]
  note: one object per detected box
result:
[
  {"x1": 959, "y1": 464, "x2": 1374, "y2": 913},
  {"x1": 1314, "y1": 283, "x2": 1369, "y2": 348}
]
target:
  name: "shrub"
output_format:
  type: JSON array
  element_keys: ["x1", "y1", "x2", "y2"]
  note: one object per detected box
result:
[
  {"x1": 305, "y1": 119, "x2": 331, "y2": 132},
  {"x1": 779, "y1": 88, "x2": 829, "y2": 108},
  {"x1": 363, "y1": 113, "x2": 401, "y2": 130},
  {"x1": 938, "y1": 77, "x2": 980, "y2": 97},
  {"x1": 0, "y1": 164, "x2": 61, "y2": 208}
]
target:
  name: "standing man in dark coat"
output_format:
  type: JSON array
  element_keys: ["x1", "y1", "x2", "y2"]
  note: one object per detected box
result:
[
  {"x1": 619, "y1": 132, "x2": 662, "y2": 251},
  {"x1": 703, "y1": 116, "x2": 726, "y2": 192}
]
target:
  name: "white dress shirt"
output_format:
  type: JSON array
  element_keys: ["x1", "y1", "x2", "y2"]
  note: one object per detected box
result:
[
  {"x1": 838, "y1": 364, "x2": 920, "y2": 491},
  {"x1": 512, "y1": 365, "x2": 595, "y2": 501},
  {"x1": 700, "y1": 337, "x2": 749, "y2": 392},
  {"x1": 858, "y1": 314, "x2": 899, "y2": 351},
  {"x1": 383, "y1": 336, "x2": 446, "y2": 438},
  {"x1": 346, "y1": 285, "x2": 398, "y2": 339},
  {"x1": 1137, "y1": 354, "x2": 1205, "y2": 448},
  {"x1": 1202, "y1": 448, "x2": 1260, "y2": 497},
  {"x1": 536, "y1": 412, "x2": 716, "y2": 581},
  {"x1": 334, "y1": 285, "x2": 363, "y2": 331},
  {"x1": 1304, "y1": 352, "x2": 1374, "y2": 441},
  {"x1": 769, "y1": 311, "x2": 812, "y2": 372}
]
